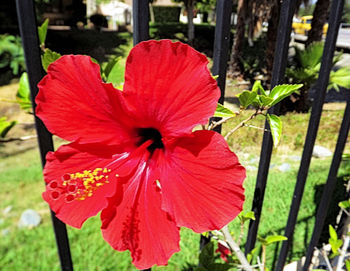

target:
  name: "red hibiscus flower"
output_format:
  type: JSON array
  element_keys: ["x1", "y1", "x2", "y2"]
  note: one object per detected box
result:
[
  {"x1": 216, "y1": 242, "x2": 232, "y2": 263},
  {"x1": 36, "y1": 39, "x2": 245, "y2": 269}
]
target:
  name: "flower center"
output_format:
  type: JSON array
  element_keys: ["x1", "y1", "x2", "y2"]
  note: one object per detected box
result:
[{"x1": 137, "y1": 128, "x2": 164, "y2": 152}]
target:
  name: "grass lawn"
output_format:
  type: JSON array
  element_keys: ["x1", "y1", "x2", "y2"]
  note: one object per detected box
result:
[
  {"x1": 0, "y1": 33, "x2": 349, "y2": 270},
  {"x1": 0, "y1": 95, "x2": 348, "y2": 270}
]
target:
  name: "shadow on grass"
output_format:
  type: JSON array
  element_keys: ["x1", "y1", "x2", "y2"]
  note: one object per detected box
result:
[
  {"x1": 0, "y1": 141, "x2": 38, "y2": 158},
  {"x1": 181, "y1": 263, "x2": 198, "y2": 271},
  {"x1": 46, "y1": 29, "x2": 132, "y2": 63},
  {"x1": 314, "y1": 172, "x2": 349, "y2": 245},
  {"x1": 267, "y1": 170, "x2": 349, "y2": 268}
]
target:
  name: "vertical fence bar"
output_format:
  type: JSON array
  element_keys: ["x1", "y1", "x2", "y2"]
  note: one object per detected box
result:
[
  {"x1": 245, "y1": 0, "x2": 297, "y2": 253},
  {"x1": 275, "y1": 0, "x2": 345, "y2": 269},
  {"x1": 211, "y1": 0, "x2": 233, "y2": 135},
  {"x1": 303, "y1": 97, "x2": 350, "y2": 270},
  {"x1": 212, "y1": 0, "x2": 233, "y2": 106},
  {"x1": 133, "y1": 2, "x2": 151, "y2": 270},
  {"x1": 15, "y1": 1, "x2": 73, "y2": 271},
  {"x1": 200, "y1": 0, "x2": 233, "y2": 249},
  {"x1": 133, "y1": 0, "x2": 149, "y2": 45}
]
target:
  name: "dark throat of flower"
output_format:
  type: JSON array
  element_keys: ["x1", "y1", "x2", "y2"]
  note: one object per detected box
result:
[{"x1": 136, "y1": 128, "x2": 164, "y2": 153}]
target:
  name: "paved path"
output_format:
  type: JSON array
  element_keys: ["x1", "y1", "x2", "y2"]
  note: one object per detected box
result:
[{"x1": 294, "y1": 28, "x2": 350, "y2": 50}]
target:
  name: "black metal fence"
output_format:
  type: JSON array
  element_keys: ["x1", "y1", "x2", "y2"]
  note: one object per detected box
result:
[{"x1": 15, "y1": 0, "x2": 349, "y2": 270}]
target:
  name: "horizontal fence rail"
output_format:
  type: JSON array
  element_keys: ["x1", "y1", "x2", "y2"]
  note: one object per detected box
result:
[{"x1": 15, "y1": 0, "x2": 73, "y2": 271}]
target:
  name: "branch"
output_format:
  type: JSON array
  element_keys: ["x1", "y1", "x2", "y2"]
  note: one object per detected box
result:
[
  {"x1": 224, "y1": 110, "x2": 261, "y2": 140},
  {"x1": 316, "y1": 246, "x2": 333, "y2": 271},
  {"x1": 256, "y1": 256, "x2": 264, "y2": 271},
  {"x1": 0, "y1": 135, "x2": 37, "y2": 143},
  {"x1": 0, "y1": 98, "x2": 18, "y2": 104},
  {"x1": 208, "y1": 117, "x2": 232, "y2": 130},
  {"x1": 336, "y1": 225, "x2": 350, "y2": 271},
  {"x1": 221, "y1": 225, "x2": 253, "y2": 271},
  {"x1": 237, "y1": 221, "x2": 244, "y2": 247},
  {"x1": 245, "y1": 124, "x2": 269, "y2": 132}
]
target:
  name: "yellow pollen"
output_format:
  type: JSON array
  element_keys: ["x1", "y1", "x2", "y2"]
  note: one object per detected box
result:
[{"x1": 62, "y1": 167, "x2": 111, "y2": 201}]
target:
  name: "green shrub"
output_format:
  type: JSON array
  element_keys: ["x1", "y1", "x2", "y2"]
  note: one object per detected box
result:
[
  {"x1": 152, "y1": 6, "x2": 181, "y2": 23},
  {"x1": 149, "y1": 22, "x2": 221, "y2": 57},
  {"x1": 0, "y1": 34, "x2": 25, "y2": 85}
]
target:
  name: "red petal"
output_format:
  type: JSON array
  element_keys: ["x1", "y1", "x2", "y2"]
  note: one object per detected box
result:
[
  {"x1": 36, "y1": 55, "x2": 131, "y2": 145},
  {"x1": 42, "y1": 142, "x2": 141, "y2": 228},
  {"x1": 101, "y1": 152, "x2": 180, "y2": 269},
  {"x1": 123, "y1": 40, "x2": 220, "y2": 137},
  {"x1": 216, "y1": 242, "x2": 231, "y2": 263},
  {"x1": 159, "y1": 130, "x2": 245, "y2": 232}
]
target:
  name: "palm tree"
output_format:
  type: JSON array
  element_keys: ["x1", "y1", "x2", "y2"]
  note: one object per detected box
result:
[
  {"x1": 228, "y1": 0, "x2": 276, "y2": 80},
  {"x1": 228, "y1": 0, "x2": 248, "y2": 77},
  {"x1": 305, "y1": 0, "x2": 331, "y2": 47}
]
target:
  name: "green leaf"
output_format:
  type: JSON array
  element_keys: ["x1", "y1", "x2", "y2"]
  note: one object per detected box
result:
[
  {"x1": 297, "y1": 42, "x2": 324, "y2": 69},
  {"x1": 269, "y1": 84, "x2": 303, "y2": 106},
  {"x1": 252, "y1": 80, "x2": 266, "y2": 96},
  {"x1": 265, "y1": 235, "x2": 287, "y2": 245},
  {"x1": 236, "y1": 90, "x2": 258, "y2": 108},
  {"x1": 17, "y1": 72, "x2": 30, "y2": 100},
  {"x1": 212, "y1": 75, "x2": 219, "y2": 80},
  {"x1": 105, "y1": 60, "x2": 125, "y2": 87},
  {"x1": 339, "y1": 199, "x2": 350, "y2": 209},
  {"x1": 244, "y1": 211, "x2": 255, "y2": 220},
  {"x1": 238, "y1": 211, "x2": 256, "y2": 223},
  {"x1": 41, "y1": 49, "x2": 61, "y2": 71},
  {"x1": 202, "y1": 231, "x2": 211, "y2": 238},
  {"x1": 0, "y1": 117, "x2": 17, "y2": 138},
  {"x1": 251, "y1": 95, "x2": 263, "y2": 108},
  {"x1": 199, "y1": 242, "x2": 214, "y2": 268},
  {"x1": 267, "y1": 114, "x2": 282, "y2": 147},
  {"x1": 38, "y1": 19, "x2": 49, "y2": 45},
  {"x1": 345, "y1": 259, "x2": 350, "y2": 271},
  {"x1": 90, "y1": 57, "x2": 99, "y2": 65},
  {"x1": 194, "y1": 267, "x2": 208, "y2": 271},
  {"x1": 259, "y1": 95, "x2": 274, "y2": 107},
  {"x1": 103, "y1": 57, "x2": 121, "y2": 79},
  {"x1": 329, "y1": 238, "x2": 342, "y2": 254},
  {"x1": 329, "y1": 68, "x2": 350, "y2": 89},
  {"x1": 257, "y1": 236, "x2": 267, "y2": 246},
  {"x1": 329, "y1": 225, "x2": 338, "y2": 240},
  {"x1": 247, "y1": 247, "x2": 258, "y2": 263},
  {"x1": 214, "y1": 103, "x2": 236, "y2": 118},
  {"x1": 16, "y1": 72, "x2": 32, "y2": 109}
]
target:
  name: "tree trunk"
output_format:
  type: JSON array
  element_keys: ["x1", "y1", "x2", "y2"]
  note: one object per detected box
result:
[
  {"x1": 149, "y1": 3, "x2": 155, "y2": 23},
  {"x1": 187, "y1": 0, "x2": 195, "y2": 45},
  {"x1": 228, "y1": 0, "x2": 248, "y2": 77},
  {"x1": 266, "y1": 0, "x2": 281, "y2": 85},
  {"x1": 247, "y1": 1, "x2": 255, "y2": 46},
  {"x1": 305, "y1": 0, "x2": 330, "y2": 47}
]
